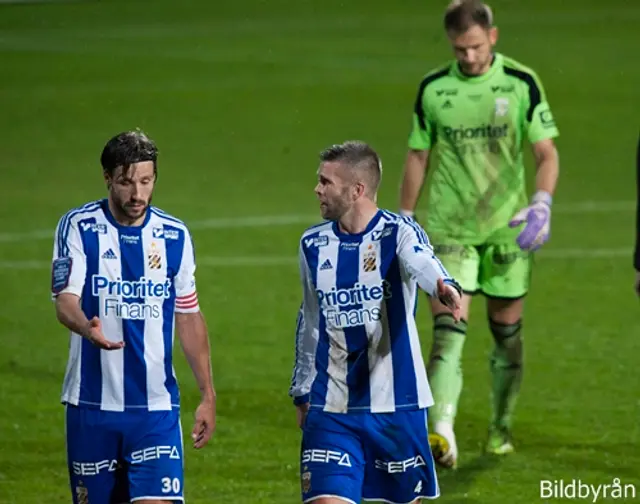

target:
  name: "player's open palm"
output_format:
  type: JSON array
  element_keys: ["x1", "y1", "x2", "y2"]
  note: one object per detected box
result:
[
  {"x1": 192, "y1": 400, "x2": 216, "y2": 449},
  {"x1": 436, "y1": 278, "x2": 462, "y2": 323},
  {"x1": 86, "y1": 316, "x2": 125, "y2": 350}
]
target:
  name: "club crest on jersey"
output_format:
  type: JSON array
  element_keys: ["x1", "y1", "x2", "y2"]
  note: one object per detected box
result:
[
  {"x1": 148, "y1": 242, "x2": 162, "y2": 270},
  {"x1": 363, "y1": 244, "x2": 377, "y2": 272},
  {"x1": 494, "y1": 97, "x2": 509, "y2": 117}
]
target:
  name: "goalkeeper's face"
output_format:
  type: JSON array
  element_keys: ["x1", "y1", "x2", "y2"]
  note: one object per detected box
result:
[
  {"x1": 106, "y1": 161, "x2": 156, "y2": 224},
  {"x1": 448, "y1": 24, "x2": 497, "y2": 76},
  {"x1": 315, "y1": 161, "x2": 357, "y2": 221}
]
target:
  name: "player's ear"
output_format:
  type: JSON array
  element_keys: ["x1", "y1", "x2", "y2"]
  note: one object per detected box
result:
[
  {"x1": 489, "y1": 26, "x2": 498, "y2": 46},
  {"x1": 103, "y1": 170, "x2": 112, "y2": 190}
]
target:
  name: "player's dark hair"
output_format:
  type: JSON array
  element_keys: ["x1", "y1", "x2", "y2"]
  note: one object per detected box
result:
[
  {"x1": 100, "y1": 130, "x2": 158, "y2": 178},
  {"x1": 319, "y1": 140, "x2": 382, "y2": 196},
  {"x1": 444, "y1": 0, "x2": 493, "y2": 33}
]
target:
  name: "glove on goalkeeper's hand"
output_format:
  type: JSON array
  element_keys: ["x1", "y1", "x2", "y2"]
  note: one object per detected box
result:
[{"x1": 509, "y1": 191, "x2": 552, "y2": 252}]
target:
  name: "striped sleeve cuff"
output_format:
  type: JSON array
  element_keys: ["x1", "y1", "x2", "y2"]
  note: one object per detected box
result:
[{"x1": 175, "y1": 291, "x2": 199, "y2": 313}]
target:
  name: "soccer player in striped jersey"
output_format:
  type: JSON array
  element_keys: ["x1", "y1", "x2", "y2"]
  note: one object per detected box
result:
[
  {"x1": 51, "y1": 131, "x2": 216, "y2": 504},
  {"x1": 398, "y1": 0, "x2": 560, "y2": 467},
  {"x1": 290, "y1": 141, "x2": 462, "y2": 504}
]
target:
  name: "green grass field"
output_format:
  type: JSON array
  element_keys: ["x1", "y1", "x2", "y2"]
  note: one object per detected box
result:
[{"x1": 1, "y1": 0, "x2": 639, "y2": 502}]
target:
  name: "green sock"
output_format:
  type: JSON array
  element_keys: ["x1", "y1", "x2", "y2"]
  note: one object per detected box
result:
[
  {"x1": 427, "y1": 313, "x2": 468, "y2": 425},
  {"x1": 489, "y1": 318, "x2": 523, "y2": 431}
]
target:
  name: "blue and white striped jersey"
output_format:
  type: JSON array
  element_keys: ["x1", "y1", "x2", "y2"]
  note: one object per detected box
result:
[
  {"x1": 51, "y1": 199, "x2": 200, "y2": 412},
  {"x1": 289, "y1": 210, "x2": 455, "y2": 414}
]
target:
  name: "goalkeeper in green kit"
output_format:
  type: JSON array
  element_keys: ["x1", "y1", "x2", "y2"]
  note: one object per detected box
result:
[{"x1": 398, "y1": 0, "x2": 560, "y2": 468}]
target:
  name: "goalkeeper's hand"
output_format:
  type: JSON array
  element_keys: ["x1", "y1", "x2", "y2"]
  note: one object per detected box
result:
[{"x1": 509, "y1": 191, "x2": 552, "y2": 251}]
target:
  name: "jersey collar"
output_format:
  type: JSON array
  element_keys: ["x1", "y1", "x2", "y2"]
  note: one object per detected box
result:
[
  {"x1": 331, "y1": 209, "x2": 383, "y2": 241},
  {"x1": 101, "y1": 198, "x2": 152, "y2": 230}
]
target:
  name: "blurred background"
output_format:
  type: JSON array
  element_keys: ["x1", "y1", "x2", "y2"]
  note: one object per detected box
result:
[{"x1": 0, "y1": 0, "x2": 638, "y2": 502}]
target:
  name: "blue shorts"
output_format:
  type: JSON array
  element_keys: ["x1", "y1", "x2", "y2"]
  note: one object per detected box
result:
[
  {"x1": 65, "y1": 405, "x2": 184, "y2": 503},
  {"x1": 300, "y1": 408, "x2": 439, "y2": 503}
]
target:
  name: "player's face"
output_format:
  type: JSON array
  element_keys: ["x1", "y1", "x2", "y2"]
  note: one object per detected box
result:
[
  {"x1": 105, "y1": 161, "x2": 156, "y2": 224},
  {"x1": 314, "y1": 161, "x2": 355, "y2": 221},
  {"x1": 448, "y1": 24, "x2": 498, "y2": 76}
]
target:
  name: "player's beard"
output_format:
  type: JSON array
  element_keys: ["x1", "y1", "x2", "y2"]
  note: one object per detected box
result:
[
  {"x1": 320, "y1": 190, "x2": 350, "y2": 221},
  {"x1": 112, "y1": 193, "x2": 152, "y2": 223},
  {"x1": 460, "y1": 52, "x2": 493, "y2": 76}
]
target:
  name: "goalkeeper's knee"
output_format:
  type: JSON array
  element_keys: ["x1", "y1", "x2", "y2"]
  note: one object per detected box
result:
[{"x1": 489, "y1": 318, "x2": 523, "y2": 368}]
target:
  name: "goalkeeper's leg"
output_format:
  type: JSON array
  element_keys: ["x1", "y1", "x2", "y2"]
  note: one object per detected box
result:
[
  {"x1": 427, "y1": 294, "x2": 472, "y2": 469},
  {"x1": 485, "y1": 297, "x2": 525, "y2": 455},
  {"x1": 426, "y1": 244, "x2": 479, "y2": 469}
]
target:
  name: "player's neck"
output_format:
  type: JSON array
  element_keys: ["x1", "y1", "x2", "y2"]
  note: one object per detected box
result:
[
  {"x1": 338, "y1": 202, "x2": 379, "y2": 235},
  {"x1": 107, "y1": 197, "x2": 147, "y2": 227},
  {"x1": 458, "y1": 53, "x2": 496, "y2": 77}
]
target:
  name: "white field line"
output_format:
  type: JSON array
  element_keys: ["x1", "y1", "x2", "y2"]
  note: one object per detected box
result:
[{"x1": 0, "y1": 200, "x2": 635, "y2": 244}]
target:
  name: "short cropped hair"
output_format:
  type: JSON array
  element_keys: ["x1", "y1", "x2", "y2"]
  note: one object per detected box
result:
[
  {"x1": 100, "y1": 130, "x2": 158, "y2": 178},
  {"x1": 444, "y1": 0, "x2": 494, "y2": 33},
  {"x1": 319, "y1": 140, "x2": 382, "y2": 197}
]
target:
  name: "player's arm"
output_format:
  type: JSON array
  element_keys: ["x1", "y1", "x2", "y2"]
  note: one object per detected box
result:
[
  {"x1": 51, "y1": 217, "x2": 123, "y2": 350},
  {"x1": 399, "y1": 148, "x2": 431, "y2": 218},
  {"x1": 174, "y1": 230, "x2": 216, "y2": 448},
  {"x1": 532, "y1": 138, "x2": 559, "y2": 196},
  {"x1": 396, "y1": 218, "x2": 462, "y2": 320},
  {"x1": 289, "y1": 243, "x2": 319, "y2": 426},
  {"x1": 509, "y1": 72, "x2": 561, "y2": 250},
  {"x1": 399, "y1": 82, "x2": 436, "y2": 218}
]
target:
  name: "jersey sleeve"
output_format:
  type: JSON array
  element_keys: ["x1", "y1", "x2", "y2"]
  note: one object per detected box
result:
[
  {"x1": 174, "y1": 228, "x2": 199, "y2": 313},
  {"x1": 408, "y1": 83, "x2": 435, "y2": 150},
  {"x1": 523, "y1": 71, "x2": 559, "y2": 144},
  {"x1": 288, "y1": 242, "x2": 319, "y2": 405},
  {"x1": 396, "y1": 217, "x2": 455, "y2": 296},
  {"x1": 51, "y1": 216, "x2": 86, "y2": 298}
]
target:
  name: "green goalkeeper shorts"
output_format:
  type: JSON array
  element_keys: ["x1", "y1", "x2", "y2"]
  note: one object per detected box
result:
[{"x1": 432, "y1": 243, "x2": 533, "y2": 298}]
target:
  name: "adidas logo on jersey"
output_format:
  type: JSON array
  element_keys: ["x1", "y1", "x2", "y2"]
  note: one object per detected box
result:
[
  {"x1": 102, "y1": 248, "x2": 117, "y2": 260},
  {"x1": 320, "y1": 259, "x2": 333, "y2": 271}
]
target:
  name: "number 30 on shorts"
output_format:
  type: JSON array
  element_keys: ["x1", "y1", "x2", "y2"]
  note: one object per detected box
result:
[{"x1": 161, "y1": 477, "x2": 181, "y2": 493}]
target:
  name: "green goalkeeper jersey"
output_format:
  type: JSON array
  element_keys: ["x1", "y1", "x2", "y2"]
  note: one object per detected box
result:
[{"x1": 408, "y1": 52, "x2": 559, "y2": 244}]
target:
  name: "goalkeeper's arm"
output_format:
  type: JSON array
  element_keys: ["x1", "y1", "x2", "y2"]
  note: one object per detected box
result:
[{"x1": 399, "y1": 149, "x2": 431, "y2": 218}]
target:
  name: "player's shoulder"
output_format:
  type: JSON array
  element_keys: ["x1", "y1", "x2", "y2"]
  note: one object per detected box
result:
[
  {"x1": 149, "y1": 206, "x2": 188, "y2": 228},
  {"x1": 149, "y1": 206, "x2": 192, "y2": 239},
  {"x1": 416, "y1": 61, "x2": 456, "y2": 94},
  {"x1": 379, "y1": 210, "x2": 431, "y2": 242},
  {"x1": 379, "y1": 210, "x2": 420, "y2": 231},
  {"x1": 300, "y1": 220, "x2": 333, "y2": 245},
  {"x1": 500, "y1": 53, "x2": 544, "y2": 85},
  {"x1": 56, "y1": 199, "x2": 103, "y2": 228}
]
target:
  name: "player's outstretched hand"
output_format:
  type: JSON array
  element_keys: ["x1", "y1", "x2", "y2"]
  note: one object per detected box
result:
[
  {"x1": 436, "y1": 278, "x2": 462, "y2": 323},
  {"x1": 86, "y1": 316, "x2": 125, "y2": 350},
  {"x1": 296, "y1": 402, "x2": 310, "y2": 429},
  {"x1": 635, "y1": 271, "x2": 640, "y2": 297},
  {"x1": 192, "y1": 399, "x2": 216, "y2": 449}
]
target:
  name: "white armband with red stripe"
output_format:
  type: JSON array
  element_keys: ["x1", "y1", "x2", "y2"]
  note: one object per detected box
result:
[{"x1": 175, "y1": 290, "x2": 199, "y2": 313}]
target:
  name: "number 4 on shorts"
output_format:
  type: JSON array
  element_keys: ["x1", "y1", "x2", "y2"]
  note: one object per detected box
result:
[{"x1": 414, "y1": 480, "x2": 423, "y2": 493}]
